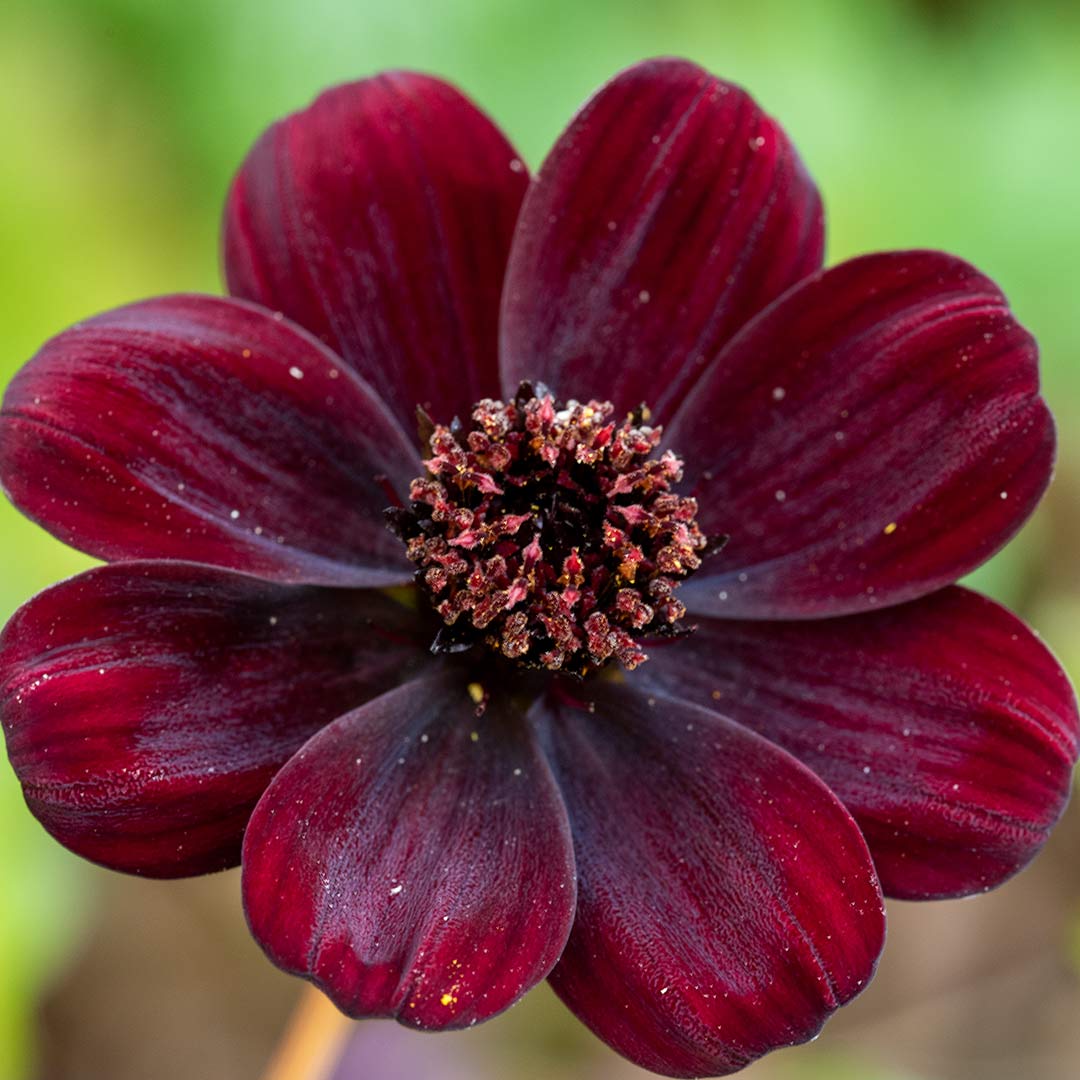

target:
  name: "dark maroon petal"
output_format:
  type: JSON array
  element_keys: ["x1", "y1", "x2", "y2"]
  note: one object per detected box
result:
[
  {"x1": 0, "y1": 295, "x2": 421, "y2": 585},
  {"x1": 500, "y1": 58, "x2": 823, "y2": 422},
  {"x1": 534, "y1": 682, "x2": 883, "y2": 1078},
  {"x1": 0, "y1": 562, "x2": 429, "y2": 877},
  {"x1": 242, "y1": 670, "x2": 575, "y2": 1029},
  {"x1": 224, "y1": 72, "x2": 527, "y2": 435},
  {"x1": 636, "y1": 587, "x2": 1079, "y2": 900},
  {"x1": 668, "y1": 250, "x2": 1053, "y2": 619}
]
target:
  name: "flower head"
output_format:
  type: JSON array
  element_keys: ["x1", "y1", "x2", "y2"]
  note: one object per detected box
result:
[{"x1": 1, "y1": 60, "x2": 1076, "y2": 1078}]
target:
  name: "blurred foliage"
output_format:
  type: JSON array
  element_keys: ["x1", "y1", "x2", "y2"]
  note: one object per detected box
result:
[{"x1": 2, "y1": 1, "x2": 1079, "y2": 1077}]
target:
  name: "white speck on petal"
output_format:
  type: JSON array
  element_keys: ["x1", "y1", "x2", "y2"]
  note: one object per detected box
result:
[{"x1": 288, "y1": 366, "x2": 304, "y2": 380}]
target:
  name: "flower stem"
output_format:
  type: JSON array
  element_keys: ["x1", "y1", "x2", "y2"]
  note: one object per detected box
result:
[{"x1": 261, "y1": 984, "x2": 352, "y2": 1080}]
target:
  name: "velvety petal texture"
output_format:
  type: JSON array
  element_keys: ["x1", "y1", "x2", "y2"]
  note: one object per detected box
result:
[
  {"x1": 243, "y1": 670, "x2": 576, "y2": 1029},
  {"x1": 637, "y1": 587, "x2": 1079, "y2": 899},
  {"x1": 669, "y1": 251, "x2": 1054, "y2": 618},
  {"x1": 0, "y1": 295, "x2": 420, "y2": 585},
  {"x1": 500, "y1": 58, "x2": 823, "y2": 422},
  {"x1": 535, "y1": 683, "x2": 884, "y2": 1078},
  {"x1": 0, "y1": 563, "x2": 428, "y2": 877},
  {"x1": 225, "y1": 72, "x2": 528, "y2": 435}
]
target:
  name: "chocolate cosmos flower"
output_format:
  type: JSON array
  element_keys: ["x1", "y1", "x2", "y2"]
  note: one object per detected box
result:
[{"x1": 1, "y1": 59, "x2": 1076, "y2": 1078}]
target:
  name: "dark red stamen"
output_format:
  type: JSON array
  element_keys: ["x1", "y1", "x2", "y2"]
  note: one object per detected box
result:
[{"x1": 387, "y1": 383, "x2": 712, "y2": 676}]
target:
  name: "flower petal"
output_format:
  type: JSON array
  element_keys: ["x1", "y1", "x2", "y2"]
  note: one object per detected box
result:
[
  {"x1": 668, "y1": 251, "x2": 1053, "y2": 618},
  {"x1": 636, "y1": 587, "x2": 1079, "y2": 899},
  {"x1": 0, "y1": 295, "x2": 421, "y2": 585},
  {"x1": 224, "y1": 72, "x2": 528, "y2": 436},
  {"x1": 242, "y1": 670, "x2": 576, "y2": 1029},
  {"x1": 0, "y1": 562, "x2": 429, "y2": 877},
  {"x1": 534, "y1": 682, "x2": 883, "y2": 1078},
  {"x1": 500, "y1": 58, "x2": 823, "y2": 421}
]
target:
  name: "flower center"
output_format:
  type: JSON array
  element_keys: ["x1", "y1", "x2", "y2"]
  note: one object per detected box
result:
[{"x1": 387, "y1": 383, "x2": 713, "y2": 677}]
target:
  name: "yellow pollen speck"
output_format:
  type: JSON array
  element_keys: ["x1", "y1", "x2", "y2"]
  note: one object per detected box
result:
[
  {"x1": 883, "y1": 522, "x2": 898, "y2": 535},
  {"x1": 467, "y1": 682, "x2": 484, "y2": 704},
  {"x1": 470, "y1": 731, "x2": 480, "y2": 742},
  {"x1": 381, "y1": 584, "x2": 418, "y2": 610},
  {"x1": 711, "y1": 689, "x2": 722, "y2": 700},
  {"x1": 440, "y1": 992, "x2": 456, "y2": 1007}
]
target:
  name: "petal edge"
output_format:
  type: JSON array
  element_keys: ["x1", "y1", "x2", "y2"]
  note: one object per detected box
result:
[
  {"x1": 242, "y1": 671, "x2": 576, "y2": 1029},
  {"x1": 535, "y1": 682, "x2": 884, "y2": 1077},
  {"x1": 636, "y1": 586, "x2": 1079, "y2": 899},
  {"x1": 0, "y1": 562, "x2": 429, "y2": 876},
  {"x1": 500, "y1": 57, "x2": 824, "y2": 422},
  {"x1": 0, "y1": 295, "x2": 420, "y2": 585},
  {"x1": 670, "y1": 250, "x2": 1053, "y2": 618}
]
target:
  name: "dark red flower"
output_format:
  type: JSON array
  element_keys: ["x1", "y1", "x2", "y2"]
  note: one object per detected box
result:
[{"x1": 1, "y1": 59, "x2": 1075, "y2": 1078}]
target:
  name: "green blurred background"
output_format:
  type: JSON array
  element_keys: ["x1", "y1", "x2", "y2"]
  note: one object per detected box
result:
[{"x1": 2, "y1": 1, "x2": 1080, "y2": 1078}]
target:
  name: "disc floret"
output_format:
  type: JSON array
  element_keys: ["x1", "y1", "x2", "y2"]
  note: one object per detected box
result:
[{"x1": 388, "y1": 383, "x2": 711, "y2": 676}]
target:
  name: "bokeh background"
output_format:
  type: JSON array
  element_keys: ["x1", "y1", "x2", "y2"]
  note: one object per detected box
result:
[{"x1": 2, "y1": 1, "x2": 1080, "y2": 1078}]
